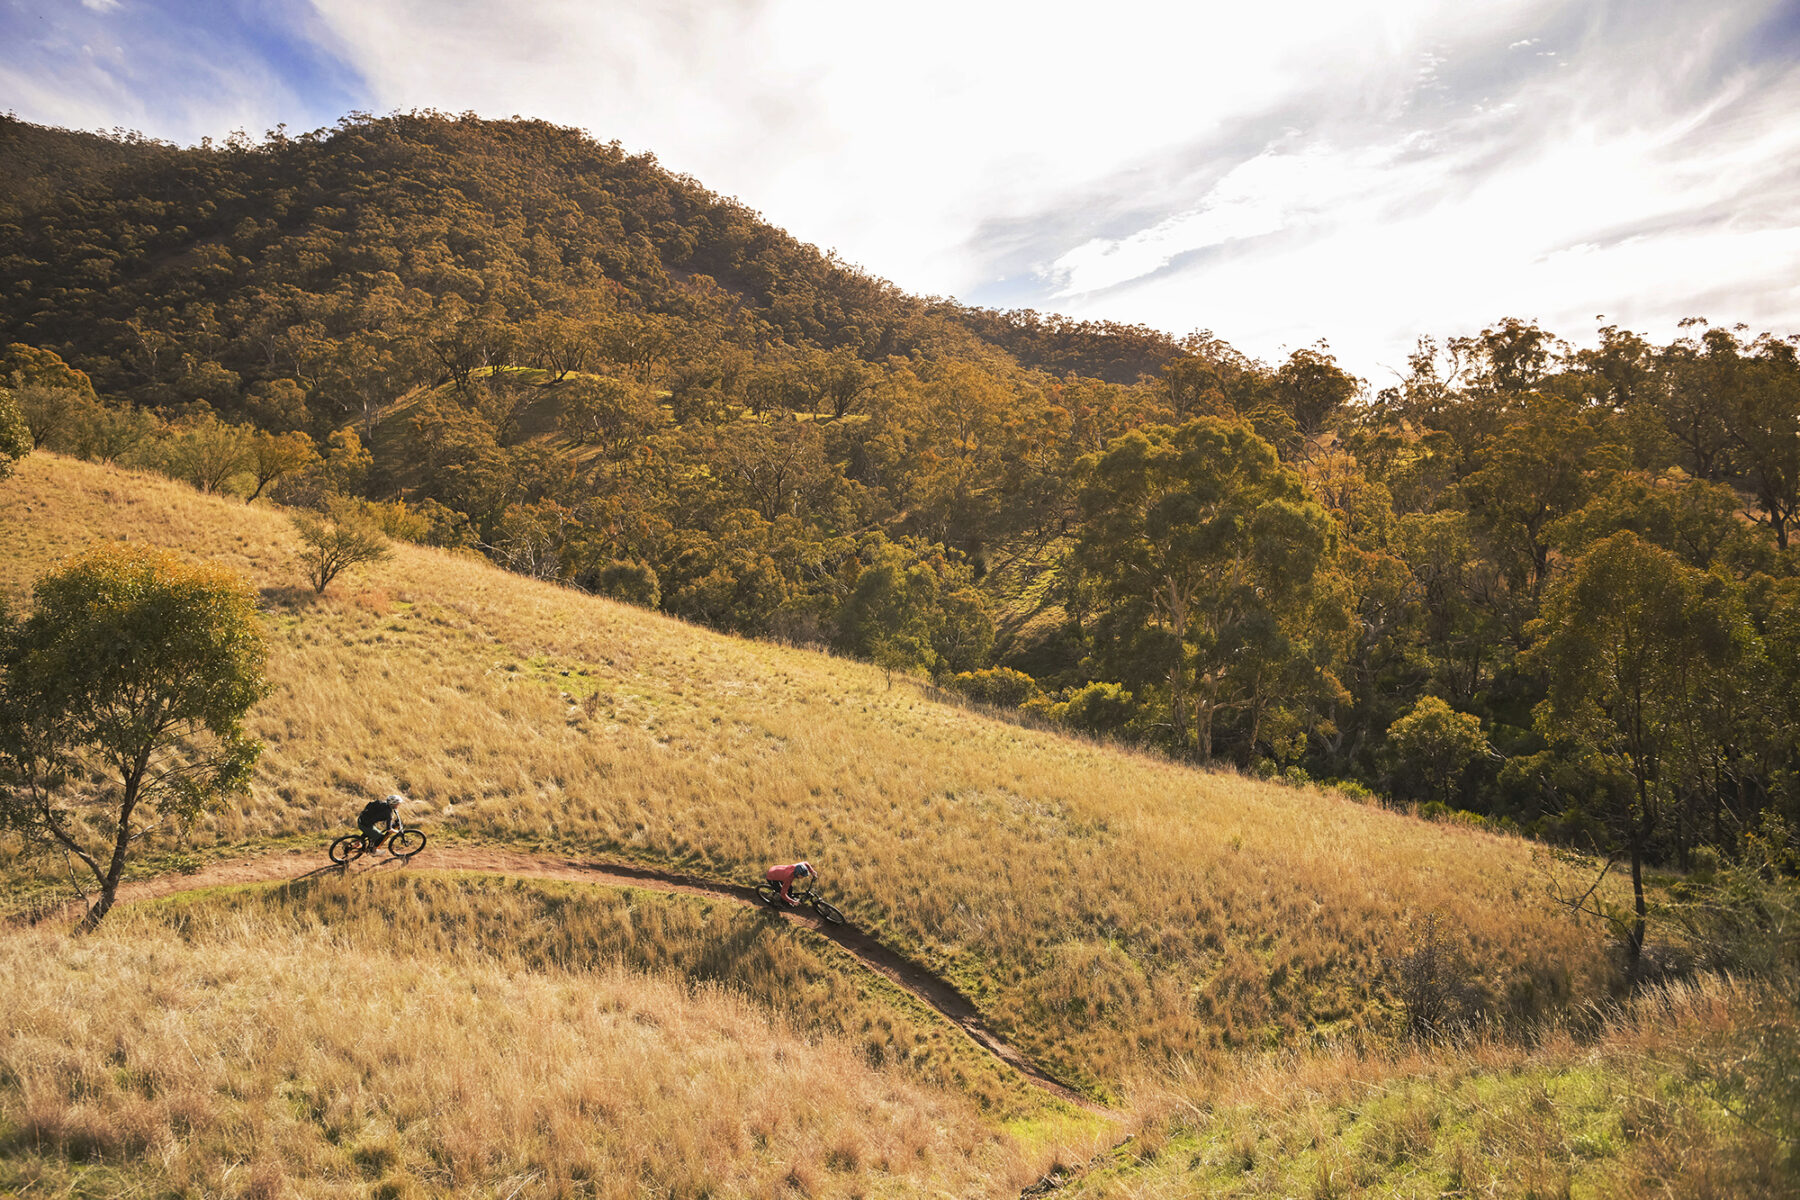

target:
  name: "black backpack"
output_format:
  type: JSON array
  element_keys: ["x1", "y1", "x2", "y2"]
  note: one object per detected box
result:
[{"x1": 359, "y1": 799, "x2": 391, "y2": 825}]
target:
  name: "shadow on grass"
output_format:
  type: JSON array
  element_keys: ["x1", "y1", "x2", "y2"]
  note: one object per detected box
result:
[{"x1": 258, "y1": 584, "x2": 320, "y2": 610}]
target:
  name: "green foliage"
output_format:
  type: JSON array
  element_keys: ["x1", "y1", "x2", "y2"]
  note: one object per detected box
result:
[
  {"x1": 293, "y1": 502, "x2": 392, "y2": 594},
  {"x1": 583, "y1": 559, "x2": 661, "y2": 608},
  {"x1": 159, "y1": 411, "x2": 256, "y2": 494},
  {"x1": 245, "y1": 428, "x2": 321, "y2": 502},
  {"x1": 1387, "y1": 696, "x2": 1487, "y2": 806},
  {"x1": 1040, "y1": 681, "x2": 1139, "y2": 737},
  {"x1": 833, "y1": 540, "x2": 993, "y2": 680},
  {"x1": 0, "y1": 386, "x2": 27, "y2": 480},
  {"x1": 555, "y1": 374, "x2": 661, "y2": 448},
  {"x1": 0, "y1": 542, "x2": 268, "y2": 928},
  {"x1": 943, "y1": 666, "x2": 1041, "y2": 708},
  {"x1": 1528, "y1": 532, "x2": 1762, "y2": 972},
  {"x1": 1072, "y1": 418, "x2": 1336, "y2": 762}
]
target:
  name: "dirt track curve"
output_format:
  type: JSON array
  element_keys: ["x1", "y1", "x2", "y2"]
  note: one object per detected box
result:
[{"x1": 92, "y1": 845, "x2": 1104, "y2": 1113}]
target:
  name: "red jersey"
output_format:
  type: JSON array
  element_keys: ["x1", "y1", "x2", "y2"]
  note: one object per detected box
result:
[{"x1": 765, "y1": 861, "x2": 813, "y2": 900}]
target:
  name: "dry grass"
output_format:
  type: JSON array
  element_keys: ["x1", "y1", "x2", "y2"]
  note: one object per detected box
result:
[
  {"x1": 3, "y1": 454, "x2": 1617, "y2": 1094},
  {"x1": 169, "y1": 869, "x2": 1056, "y2": 1120},
  {"x1": 1069, "y1": 974, "x2": 1795, "y2": 1198},
  {"x1": 0, "y1": 884, "x2": 1053, "y2": 1200}
]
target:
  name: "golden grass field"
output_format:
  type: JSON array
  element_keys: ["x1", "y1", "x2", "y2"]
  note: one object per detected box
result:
[
  {"x1": 0, "y1": 882, "x2": 1041, "y2": 1200},
  {"x1": 4, "y1": 884, "x2": 1783, "y2": 1198},
  {"x1": 0, "y1": 452, "x2": 1616, "y2": 1097},
  {"x1": 2, "y1": 452, "x2": 1791, "y2": 1197}
]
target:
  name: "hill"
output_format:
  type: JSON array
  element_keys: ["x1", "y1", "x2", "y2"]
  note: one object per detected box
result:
[
  {"x1": 5, "y1": 111, "x2": 1797, "y2": 858},
  {"x1": 3, "y1": 453, "x2": 1794, "y2": 1197},
  {"x1": 3, "y1": 454, "x2": 1611, "y2": 1091}
]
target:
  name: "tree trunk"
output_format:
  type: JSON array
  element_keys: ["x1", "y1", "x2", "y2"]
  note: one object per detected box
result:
[
  {"x1": 1626, "y1": 841, "x2": 1647, "y2": 981},
  {"x1": 1168, "y1": 664, "x2": 1190, "y2": 751},
  {"x1": 77, "y1": 822, "x2": 132, "y2": 933},
  {"x1": 76, "y1": 775, "x2": 141, "y2": 933}
]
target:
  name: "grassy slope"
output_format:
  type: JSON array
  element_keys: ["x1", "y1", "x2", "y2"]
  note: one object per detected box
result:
[
  {"x1": 1058, "y1": 976, "x2": 1793, "y2": 1199},
  {"x1": 2, "y1": 454, "x2": 1615, "y2": 1097},
  {"x1": 0, "y1": 884, "x2": 1037, "y2": 1200}
]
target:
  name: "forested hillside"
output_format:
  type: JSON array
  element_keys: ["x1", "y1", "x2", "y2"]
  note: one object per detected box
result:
[{"x1": 3, "y1": 111, "x2": 1798, "y2": 915}]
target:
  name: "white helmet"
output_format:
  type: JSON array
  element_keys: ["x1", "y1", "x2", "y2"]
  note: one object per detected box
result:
[{"x1": 387, "y1": 793, "x2": 406, "y2": 805}]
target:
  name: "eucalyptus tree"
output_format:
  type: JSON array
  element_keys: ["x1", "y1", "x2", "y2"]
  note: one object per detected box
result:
[{"x1": 0, "y1": 544, "x2": 269, "y2": 930}]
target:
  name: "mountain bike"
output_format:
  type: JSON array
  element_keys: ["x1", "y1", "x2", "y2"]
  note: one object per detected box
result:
[
  {"x1": 329, "y1": 813, "x2": 427, "y2": 864},
  {"x1": 753, "y1": 880, "x2": 846, "y2": 925}
]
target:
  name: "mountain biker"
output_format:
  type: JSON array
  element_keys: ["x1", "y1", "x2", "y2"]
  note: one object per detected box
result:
[
  {"x1": 765, "y1": 861, "x2": 814, "y2": 906},
  {"x1": 358, "y1": 793, "x2": 405, "y2": 854}
]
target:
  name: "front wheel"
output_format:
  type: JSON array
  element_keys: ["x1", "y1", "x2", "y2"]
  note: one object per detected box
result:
[
  {"x1": 328, "y1": 835, "x2": 364, "y2": 865},
  {"x1": 810, "y1": 898, "x2": 845, "y2": 925},
  {"x1": 388, "y1": 829, "x2": 427, "y2": 860}
]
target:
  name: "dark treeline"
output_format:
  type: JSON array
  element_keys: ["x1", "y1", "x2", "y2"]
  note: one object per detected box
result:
[{"x1": 3, "y1": 112, "x2": 1797, "y2": 924}]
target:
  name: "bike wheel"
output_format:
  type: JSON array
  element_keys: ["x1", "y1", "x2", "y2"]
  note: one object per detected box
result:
[
  {"x1": 753, "y1": 882, "x2": 781, "y2": 907},
  {"x1": 810, "y1": 898, "x2": 846, "y2": 925},
  {"x1": 328, "y1": 835, "x2": 364, "y2": 865},
  {"x1": 388, "y1": 829, "x2": 427, "y2": 860}
]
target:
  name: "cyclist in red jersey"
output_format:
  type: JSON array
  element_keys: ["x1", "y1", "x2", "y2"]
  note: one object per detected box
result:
[{"x1": 765, "y1": 861, "x2": 814, "y2": 906}]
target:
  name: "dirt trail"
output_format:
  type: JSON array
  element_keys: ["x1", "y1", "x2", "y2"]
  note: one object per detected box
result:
[{"x1": 91, "y1": 845, "x2": 1104, "y2": 1112}]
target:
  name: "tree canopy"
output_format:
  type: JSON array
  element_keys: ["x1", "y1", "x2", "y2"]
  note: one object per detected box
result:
[{"x1": 0, "y1": 543, "x2": 269, "y2": 929}]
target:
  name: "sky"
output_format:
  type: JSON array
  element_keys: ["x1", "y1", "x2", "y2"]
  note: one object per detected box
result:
[{"x1": 4, "y1": 0, "x2": 1799, "y2": 383}]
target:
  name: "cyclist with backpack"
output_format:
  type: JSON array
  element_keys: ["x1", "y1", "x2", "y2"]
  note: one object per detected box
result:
[
  {"x1": 358, "y1": 793, "x2": 405, "y2": 854},
  {"x1": 765, "y1": 860, "x2": 814, "y2": 906}
]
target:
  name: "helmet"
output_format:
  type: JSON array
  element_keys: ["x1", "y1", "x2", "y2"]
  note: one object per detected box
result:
[
  {"x1": 795, "y1": 861, "x2": 813, "y2": 877},
  {"x1": 387, "y1": 793, "x2": 406, "y2": 805}
]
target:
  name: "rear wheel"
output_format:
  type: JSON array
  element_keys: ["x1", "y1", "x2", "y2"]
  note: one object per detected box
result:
[
  {"x1": 328, "y1": 835, "x2": 363, "y2": 865},
  {"x1": 753, "y1": 882, "x2": 781, "y2": 907},
  {"x1": 810, "y1": 899, "x2": 845, "y2": 925},
  {"x1": 388, "y1": 829, "x2": 427, "y2": 860}
]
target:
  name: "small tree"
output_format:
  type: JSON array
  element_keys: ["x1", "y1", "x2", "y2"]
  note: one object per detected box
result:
[
  {"x1": 1528, "y1": 531, "x2": 1750, "y2": 976},
  {"x1": 293, "y1": 503, "x2": 392, "y2": 594},
  {"x1": 1387, "y1": 695, "x2": 1487, "y2": 806},
  {"x1": 0, "y1": 544, "x2": 269, "y2": 930},
  {"x1": 245, "y1": 428, "x2": 321, "y2": 503},
  {"x1": 164, "y1": 412, "x2": 255, "y2": 494}
]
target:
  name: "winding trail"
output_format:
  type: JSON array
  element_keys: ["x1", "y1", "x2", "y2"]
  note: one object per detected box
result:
[{"x1": 90, "y1": 844, "x2": 1106, "y2": 1113}]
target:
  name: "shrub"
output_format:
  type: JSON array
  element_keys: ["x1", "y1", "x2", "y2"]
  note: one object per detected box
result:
[
  {"x1": 582, "y1": 559, "x2": 661, "y2": 608},
  {"x1": 1390, "y1": 912, "x2": 1476, "y2": 1039},
  {"x1": 943, "y1": 667, "x2": 1041, "y2": 708},
  {"x1": 1061, "y1": 681, "x2": 1138, "y2": 736}
]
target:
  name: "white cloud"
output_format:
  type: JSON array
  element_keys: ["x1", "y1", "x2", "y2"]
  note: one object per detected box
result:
[
  {"x1": 6, "y1": 0, "x2": 1798, "y2": 375},
  {"x1": 304, "y1": 0, "x2": 1549, "y2": 295}
]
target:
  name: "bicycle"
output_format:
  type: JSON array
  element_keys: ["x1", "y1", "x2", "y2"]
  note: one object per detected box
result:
[
  {"x1": 329, "y1": 812, "x2": 428, "y2": 865},
  {"x1": 753, "y1": 879, "x2": 845, "y2": 925}
]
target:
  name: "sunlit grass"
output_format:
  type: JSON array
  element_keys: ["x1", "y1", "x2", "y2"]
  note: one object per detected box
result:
[
  {"x1": 1061, "y1": 974, "x2": 1794, "y2": 1198},
  {"x1": 0, "y1": 886, "x2": 1053, "y2": 1199},
  {"x1": 3, "y1": 453, "x2": 1618, "y2": 1094},
  {"x1": 165, "y1": 870, "x2": 1060, "y2": 1120}
]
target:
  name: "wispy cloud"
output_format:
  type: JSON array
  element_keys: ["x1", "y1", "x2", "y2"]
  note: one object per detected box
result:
[
  {"x1": 0, "y1": 0, "x2": 362, "y2": 144},
  {"x1": 2, "y1": 0, "x2": 1797, "y2": 374}
]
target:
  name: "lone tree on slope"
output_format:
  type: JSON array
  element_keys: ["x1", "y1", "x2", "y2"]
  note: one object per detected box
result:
[
  {"x1": 293, "y1": 502, "x2": 391, "y2": 594},
  {"x1": 0, "y1": 543, "x2": 269, "y2": 930}
]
